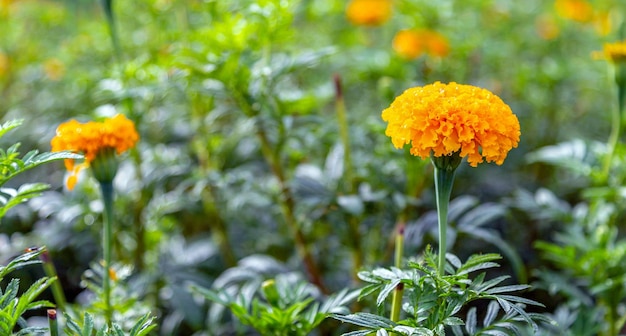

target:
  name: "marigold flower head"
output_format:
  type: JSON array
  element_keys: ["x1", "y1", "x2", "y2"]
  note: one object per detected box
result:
[
  {"x1": 555, "y1": 0, "x2": 593, "y2": 23},
  {"x1": 382, "y1": 82, "x2": 520, "y2": 167},
  {"x1": 51, "y1": 114, "x2": 139, "y2": 189},
  {"x1": 346, "y1": 0, "x2": 392, "y2": 27},
  {"x1": 392, "y1": 29, "x2": 450, "y2": 60}
]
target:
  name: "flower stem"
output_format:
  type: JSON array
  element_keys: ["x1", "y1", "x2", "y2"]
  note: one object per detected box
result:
[
  {"x1": 334, "y1": 74, "x2": 363, "y2": 278},
  {"x1": 47, "y1": 309, "x2": 58, "y2": 336},
  {"x1": 390, "y1": 225, "x2": 405, "y2": 325},
  {"x1": 40, "y1": 249, "x2": 67, "y2": 313},
  {"x1": 256, "y1": 127, "x2": 327, "y2": 293},
  {"x1": 433, "y1": 163, "x2": 457, "y2": 276},
  {"x1": 100, "y1": 181, "x2": 114, "y2": 327}
]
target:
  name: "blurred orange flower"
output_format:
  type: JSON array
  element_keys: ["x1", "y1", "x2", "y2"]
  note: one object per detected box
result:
[
  {"x1": 346, "y1": 0, "x2": 392, "y2": 26},
  {"x1": 535, "y1": 15, "x2": 560, "y2": 40},
  {"x1": 555, "y1": 0, "x2": 593, "y2": 23},
  {"x1": 0, "y1": 51, "x2": 8, "y2": 78},
  {"x1": 44, "y1": 58, "x2": 65, "y2": 81},
  {"x1": 382, "y1": 82, "x2": 520, "y2": 166},
  {"x1": 392, "y1": 29, "x2": 450, "y2": 59},
  {"x1": 51, "y1": 114, "x2": 139, "y2": 190}
]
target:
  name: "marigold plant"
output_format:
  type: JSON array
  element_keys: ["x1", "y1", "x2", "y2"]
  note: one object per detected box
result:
[
  {"x1": 346, "y1": 0, "x2": 392, "y2": 27},
  {"x1": 50, "y1": 114, "x2": 139, "y2": 189},
  {"x1": 382, "y1": 82, "x2": 520, "y2": 166}
]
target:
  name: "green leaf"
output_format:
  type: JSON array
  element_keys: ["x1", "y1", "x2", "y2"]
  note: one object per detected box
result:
[
  {"x1": 0, "y1": 120, "x2": 23, "y2": 140},
  {"x1": 332, "y1": 313, "x2": 395, "y2": 329},
  {"x1": 483, "y1": 300, "x2": 500, "y2": 326},
  {"x1": 465, "y1": 307, "x2": 477, "y2": 334},
  {"x1": 377, "y1": 279, "x2": 401, "y2": 307}
]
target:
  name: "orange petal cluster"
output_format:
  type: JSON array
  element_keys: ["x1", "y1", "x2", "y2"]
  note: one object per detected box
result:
[
  {"x1": 51, "y1": 114, "x2": 139, "y2": 189},
  {"x1": 382, "y1": 82, "x2": 520, "y2": 167},
  {"x1": 392, "y1": 29, "x2": 450, "y2": 59},
  {"x1": 346, "y1": 0, "x2": 392, "y2": 27}
]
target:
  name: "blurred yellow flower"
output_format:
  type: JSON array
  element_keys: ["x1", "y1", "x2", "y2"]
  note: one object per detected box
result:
[
  {"x1": 593, "y1": 10, "x2": 611, "y2": 36},
  {"x1": 594, "y1": 40, "x2": 626, "y2": 64},
  {"x1": 51, "y1": 114, "x2": 139, "y2": 190},
  {"x1": 0, "y1": 51, "x2": 8, "y2": 78},
  {"x1": 346, "y1": 0, "x2": 392, "y2": 26},
  {"x1": 382, "y1": 82, "x2": 520, "y2": 166},
  {"x1": 44, "y1": 58, "x2": 65, "y2": 81},
  {"x1": 555, "y1": 0, "x2": 593, "y2": 23},
  {"x1": 392, "y1": 29, "x2": 450, "y2": 60},
  {"x1": 535, "y1": 15, "x2": 560, "y2": 40}
]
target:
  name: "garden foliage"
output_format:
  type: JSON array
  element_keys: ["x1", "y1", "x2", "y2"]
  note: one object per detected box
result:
[{"x1": 1, "y1": 0, "x2": 626, "y2": 335}]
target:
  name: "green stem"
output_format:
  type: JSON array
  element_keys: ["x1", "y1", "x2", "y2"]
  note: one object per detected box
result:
[
  {"x1": 100, "y1": 181, "x2": 114, "y2": 328},
  {"x1": 100, "y1": 0, "x2": 122, "y2": 63},
  {"x1": 602, "y1": 64, "x2": 625, "y2": 183},
  {"x1": 390, "y1": 225, "x2": 405, "y2": 325},
  {"x1": 40, "y1": 249, "x2": 67, "y2": 313},
  {"x1": 433, "y1": 164, "x2": 456, "y2": 276},
  {"x1": 256, "y1": 127, "x2": 327, "y2": 293},
  {"x1": 47, "y1": 309, "x2": 58, "y2": 336},
  {"x1": 334, "y1": 74, "x2": 363, "y2": 277}
]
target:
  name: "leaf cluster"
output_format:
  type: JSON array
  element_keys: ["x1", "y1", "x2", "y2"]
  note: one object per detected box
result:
[
  {"x1": 0, "y1": 248, "x2": 55, "y2": 335},
  {"x1": 191, "y1": 255, "x2": 358, "y2": 335},
  {"x1": 334, "y1": 249, "x2": 548, "y2": 335},
  {"x1": 0, "y1": 119, "x2": 82, "y2": 221}
]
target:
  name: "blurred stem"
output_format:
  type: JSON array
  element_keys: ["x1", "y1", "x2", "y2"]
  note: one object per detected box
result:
[
  {"x1": 231, "y1": 81, "x2": 327, "y2": 292},
  {"x1": 390, "y1": 225, "x2": 404, "y2": 330},
  {"x1": 256, "y1": 127, "x2": 328, "y2": 293},
  {"x1": 190, "y1": 94, "x2": 236, "y2": 268},
  {"x1": 201, "y1": 186, "x2": 236, "y2": 267},
  {"x1": 601, "y1": 64, "x2": 624, "y2": 183},
  {"x1": 40, "y1": 249, "x2": 67, "y2": 313},
  {"x1": 334, "y1": 74, "x2": 354, "y2": 189},
  {"x1": 100, "y1": 0, "x2": 122, "y2": 63},
  {"x1": 334, "y1": 74, "x2": 362, "y2": 277},
  {"x1": 100, "y1": 181, "x2": 114, "y2": 327}
]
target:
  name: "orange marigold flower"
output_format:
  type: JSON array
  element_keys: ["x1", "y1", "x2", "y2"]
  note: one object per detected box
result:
[
  {"x1": 392, "y1": 29, "x2": 450, "y2": 60},
  {"x1": 382, "y1": 82, "x2": 520, "y2": 167},
  {"x1": 346, "y1": 0, "x2": 392, "y2": 27},
  {"x1": 51, "y1": 114, "x2": 139, "y2": 189},
  {"x1": 555, "y1": 0, "x2": 593, "y2": 23}
]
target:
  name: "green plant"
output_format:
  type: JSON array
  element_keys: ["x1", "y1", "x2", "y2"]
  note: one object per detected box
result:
[
  {"x1": 0, "y1": 120, "x2": 81, "y2": 220},
  {"x1": 192, "y1": 255, "x2": 358, "y2": 335},
  {"x1": 64, "y1": 312, "x2": 154, "y2": 336},
  {"x1": 0, "y1": 248, "x2": 56, "y2": 335},
  {"x1": 333, "y1": 248, "x2": 549, "y2": 335}
]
